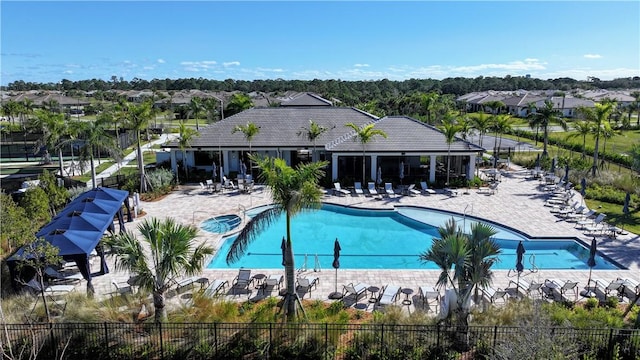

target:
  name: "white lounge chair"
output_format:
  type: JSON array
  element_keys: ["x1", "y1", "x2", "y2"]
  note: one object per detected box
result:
[
  {"x1": 584, "y1": 213, "x2": 607, "y2": 235},
  {"x1": 619, "y1": 278, "x2": 639, "y2": 301},
  {"x1": 419, "y1": 181, "x2": 436, "y2": 195},
  {"x1": 543, "y1": 279, "x2": 579, "y2": 302},
  {"x1": 44, "y1": 267, "x2": 83, "y2": 283},
  {"x1": 296, "y1": 276, "x2": 319, "y2": 298},
  {"x1": 175, "y1": 276, "x2": 200, "y2": 293},
  {"x1": 384, "y1": 183, "x2": 395, "y2": 197},
  {"x1": 342, "y1": 282, "x2": 369, "y2": 302},
  {"x1": 367, "y1": 182, "x2": 379, "y2": 196},
  {"x1": 111, "y1": 280, "x2": 133, "y2": 296},
  {"x1": 482, "y1": 286, "x2": 507, "y2": 304},
  {"x1": 590, "y1": 278, "x2": 624, "y2": 298},
  {"x1": 508, "y1": 278, "x2": 542, "y2": 298},
  {"x1": 444, "y1": 187, "x2": 459, "y2": 197},
  {"x1": 333, "y1": 182, "x2": 350, "y2": 196},
  {"x1": 26, "y1": 278, "x2": 75, "y2": 297},
  {"x1": 418, "y1": 286, "x2": 440, "y2": 312},
  {"x1": 354, "y1": 182, "x2": 364, "y2": 196},
  {"x1": 407, "y1": 184, "x2": 421, "y2": 196},
  {"x1": 203, "y1": 279, "x2": 228, "y2": 298},
  {"x1": 377, "y1": 285, "x2": 400, "y2": 307}
]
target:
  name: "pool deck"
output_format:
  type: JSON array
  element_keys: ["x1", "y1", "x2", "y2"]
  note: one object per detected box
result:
[{"x1": 91, "y1": 167, "x2": 640, "y2": 311}]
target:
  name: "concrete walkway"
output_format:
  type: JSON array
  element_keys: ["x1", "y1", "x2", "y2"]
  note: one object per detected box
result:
[{"x1": 83, "y1": 165, "x2": 639, "y2": 314}]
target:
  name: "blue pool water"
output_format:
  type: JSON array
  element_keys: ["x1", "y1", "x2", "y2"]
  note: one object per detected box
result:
[
  {"x1": 201, "y1": 215, "x2": 242, "y2": 234},
  {"x1": 207, "y1": 204, "x2": 619, "y2": 270}
]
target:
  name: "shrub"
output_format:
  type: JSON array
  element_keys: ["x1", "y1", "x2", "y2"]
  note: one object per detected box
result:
[{"x1": 584, "y1": 297, "x2": 599, "y2": 310}]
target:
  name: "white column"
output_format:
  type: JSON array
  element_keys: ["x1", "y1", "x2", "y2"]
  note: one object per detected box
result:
[
  {"x1": 429, "y1": 155, "x2": 436, "y2": 183},
  {"x1": 370, "y1": 155, "x2": 378, "y2": 182},
  {"x1": 332, "y1": 153, "x2": 339, "y2": 181},
  {"x1": 468, "y1": 154, "x2": 476, "y2": 180}
]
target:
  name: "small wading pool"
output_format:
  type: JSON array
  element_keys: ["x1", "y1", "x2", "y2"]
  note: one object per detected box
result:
[
  {"x1": 207, "y1": 204, "x2": 621, "y2": 270},
  {"x1": 201, "y1": 214, "x2": 242, "y2": 234}
]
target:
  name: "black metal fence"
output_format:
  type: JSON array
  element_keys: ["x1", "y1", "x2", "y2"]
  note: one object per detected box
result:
[{"x1": 1, "y1": 322, "x2": 639, "y2": 360}]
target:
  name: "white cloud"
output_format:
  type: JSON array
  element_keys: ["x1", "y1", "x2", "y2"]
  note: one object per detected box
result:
[
  {"x1": 157, "y1": 59, "x2": 166, "y2": 64},
  {"x1": 354, "y1": 64, "x2": 369, "y2": 68},
  {"x1": 584, "y1": 54, "x2": 602, "y2": 59},
  {"x1": 223, "y1": 61, "x2": 240, "y2": 67}
]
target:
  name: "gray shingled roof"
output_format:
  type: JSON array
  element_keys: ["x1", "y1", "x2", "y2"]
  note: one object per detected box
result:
[
  {"x1": 328, "y1": 116, "x2": 483, "y2": 153},
  {"x1": 281, "y1": 92, "x2": 333, "y2": 106},
  {"x1": 171, "y1": 107, "x2": 378, "y2": 148}
]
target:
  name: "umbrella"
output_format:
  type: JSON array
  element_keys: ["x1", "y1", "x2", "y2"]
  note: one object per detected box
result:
[
  {"x1": 535, "y1": 153, "x2": 541, "y2": 169},
  {"x1": 329, "y1": 238, "x2": 342, "y2": 299},
  {"x1": 516, "y1": 241, "x2": 525, "y2": 273},
  {"x1": 580, "y1": 178, "x2": 587, "y2": 197},
  {"x1": 550, "y1": 158, "x2": 556, "y2": 174},
  {"x1": 563, "y1": 163, "x2": 570, "y2": 183},
  {"x1": 280, "y1": 237, "x2": 287, "y2": 267},
  {"x1": 585, "y1": 237, "x2": 597, "y2": 297},
  {"x1": 376, "y1": 167, "x2": 382, "y2": 186},
  {"x1": 212, "y1": 162, "x2": 217, "y2": 179},
  {"x1": 399, "y1": 161, "x2": 405, "y2": 184},
  {"x1": 220, "y1": 166, "x2": 225, "y2": 183},
  {"x1": 621, "y1": 192, "x2": 631, "y2": 234}
]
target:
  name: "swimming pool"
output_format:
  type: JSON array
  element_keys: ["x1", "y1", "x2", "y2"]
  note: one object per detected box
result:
[{"x1": 207, "y1": 204, "x2": 620, "y2": 270}]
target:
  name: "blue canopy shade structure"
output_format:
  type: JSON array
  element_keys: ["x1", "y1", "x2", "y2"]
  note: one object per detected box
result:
[{"x1": 7, "y1": 187, "x2": 130, "y2": 294}]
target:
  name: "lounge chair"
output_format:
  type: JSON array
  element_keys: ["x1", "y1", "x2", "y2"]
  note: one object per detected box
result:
[
  {"x1": 377, "y1": 285, "x2": 400, "y2": 307},
  {"x1": 584, "y1": 213, "x2": 607, "y2": 235},
  {"x1": 444, "y1": 187, "x2": 459, "y2": 197},
  {"x1": 333, "y1": 182, "x2": 350, "y2": 196},
  {"x1": 543, "y1": 279, "x2": 579, "y2": 302},
  {"x1": 175, "y1": 276, "x2": 200, "y2": 293},
  {"x1": 111, "y1": 280, "x2": 133, "y2": 296},
  {"x1": 44, "y1": 266, "x2": 84, "y2": 283},
  {"x1": 508, "y1": 278, "x2": 542, "y2": 298},
  {"x1": 342, "y1": 282, "x2": 369, "y2": 302},
  {"x1": 260, "y1": 275, "x2": 284, "y2": 296},
  {"x1": 573, "y1": 209, "x2": 597, "y2": 225},
  {"x1": 296, "y1": 276, "x2": 319, "y2": 298},
  {"x1": 477, "y1": 183, "x2": 498, "y2": 195},
  {"x1": 418, "y1": 286, "x2": 440, "y2": 312},
  {"x1": 26, "y1": 278, "x2": 75, "y2": 297},
  {"x1": 202, "y1": 279, "x2": 228, "y2": 298},
  {"x1": 590, "y1": 278, "x2": 624, "y2": 298},
  {"x1": 618, "y1": 278, "x2": 640, "y2": 301},
  {"x1": 367, "y1": 182, "x2": 378, "y2": 196},
  {"x1": 354, "y1": 182, "x2": 364, "y2": 196},
  {"x1": 407, "y1": 184, "x2": 420, "y2": 196},
  {"x1": 205, "y1": 179, "x2": 214, "y2": 192},
  {"x1": 482, "y1": 286, "x2": 507, "y2": 304},
  {"x1": 231, "y1": 269, "x2": 254, "y2": 296},
  {"x1": 419, "y1": 181, "x2": 436, "y2": 195},
  {"x1": 384, "y1": 183, "x2": 395, "y2": 197}
]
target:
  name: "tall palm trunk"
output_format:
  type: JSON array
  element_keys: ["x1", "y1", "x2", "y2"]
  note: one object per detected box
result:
[
  {"x1": 153, "y1": 290, "x2": 166, "y2": 323},
  {"x1": 592, "y1": 135, "x2": 600, "y2": 177},
  {"x1": 361, "y1": 147, "x2": 366, "y2": 185},
  {"x1": 58, "y1": 148, "x2": 64, "y2": 178},
  {"x1": 283, "y1": 214, "x2": 297, "y2": 320},
  {"x1": 542, "y1": 125, "x2": 549, "y2": 157}
]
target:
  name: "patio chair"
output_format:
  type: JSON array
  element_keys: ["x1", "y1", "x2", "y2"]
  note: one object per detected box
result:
[
  {"x1": 175, "y1": 276, "x2": 199, "y2": 293},
  {"x1": 618, "y1": 278, "x2": 640, "y2": 301},
  {"x1": 407, "y1": 184, "x2": 421, "y2": 196},
  {"x1": 203, "y1": 279, "x2": 228, "y2": 298},
  {"x1": 418, "y1": 286, "x2": 440, "y2": 312},
  {"x1": 590, "y1": 278, "x2": 624, "y2": 298},
  {"x1": 44, "y1": 266, "x2": 83, "y2": 284},
  {"x1": 377, "y1": 285, "x2": 400, "y2": 307},
  {"x1": 508, "y1": 278, "x2": 542, "y2": 299},
  {"x1": 444, "y1": 187, "x2": 459, "y2": 197},
  {"x1": 584, "y1": 213, "x2": 607, "y2": 235},
  {"x1": 205, "y1": 179, "x2": 214, "y2": 192},
  {"x1": 342, "y1": 282, "x2": 369, "y2": 302},
  {"x1": 111, "y1": 280, "x2": 133, "y2": 296},
  {"x1": 543, "y1": 279, "x2": 579, "y2": 302},
  {"x1": 367, "y1": 182, "x2": 379, "y2": 196},
  {"x1": 384, "y1": 183, "x2": 395, "y2": 197},
  {"x1": 354, "y1": 182, "x2": 364, "y2": 196},
  {"x1": 231, "y1": 269, "x2": 254, "y2": 296},
  {"x1": 296, "y1": 276, "x2": 319, "y2": 299},
  {"x1": 26, "y1": 278, "x2": 75, "y2": 297},
  {"x1": 333, "y1": 182, "x2": 350, "y2": 196},
  {"x1": 419, "y1": 181, "x2": 436, "y2": 195},
  {"x1": 482, "y1": 286, "x2": 507, "y2": 304},
  {"x1": 260, "y1": 275, "x2": 284, "y2": 296},
  {"x1": 573, "y1": 209, "x2": 597, "y2": 225}
]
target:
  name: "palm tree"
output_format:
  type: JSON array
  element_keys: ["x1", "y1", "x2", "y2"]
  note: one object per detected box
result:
[
  {"x1": 527, "y1": 100, "x2": 567, "y2": 158},
  {"x1": 104, "y1": 217, "x2": 214, "y2": 323},
  {"x1": 471, "y1": 112, "x2": 491, "y2": 148},
  {"x1": 77, "y1": 116, "x2": 122, "y2": 188},
  {"x1": 177, "y1": 120, "x2": 199, "y2": 181},
  {"x1": 577, "y1": 103, "x2": 613, "y2": 176},
  {"x1": 124, "y1": 101, "x2": 153, "y2": 192},
  {"x1": 491, "y1": 114, "x2": 513, "y2": 155},
  {"x1": 226, "y1": 155, "x2": 327, "y2": 320},
  {"x1": 566, "y1": 120, "x2": 592, "y2": 159},
  {"x1": 419, "y1": 218, "x2": 500, "y2": 348},
  {"x1": 297, "y1": 119, "x2": 329, "y2": 162},
  {"x1": 232, "y1": 122, "x2": 260, "y2": 177},
  {"x1": 189, "y1": 96, "x2": 203, "y2": 130},
  {"x1": 344, "y1": 122, "x2": 387, "y2": 185},
  {"x1": 599, "y1": 120, "x2": 619, "y2": 170},
  {"x1": 482, "y1": 100, "x2": 505, "y2": 115},
  {"x1": 440, "y1": 116, "x2": 461, "y2": 186},
  {"x1": 30, "y1": 109, "x2": 67, "y2": 178},
  {"x1": 420, "y1": 91, "x2": 440, "y2": 124},
  {"x1": 225, "y1": 93, "x2": 254, "y2": 117}
]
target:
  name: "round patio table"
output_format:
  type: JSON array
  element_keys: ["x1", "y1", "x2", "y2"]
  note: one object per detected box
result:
[{"x1": 401, "y1": 288, "x2": 413, "y2": 305}]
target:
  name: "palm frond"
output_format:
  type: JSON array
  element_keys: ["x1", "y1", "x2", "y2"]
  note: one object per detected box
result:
[{"x1": 226, "y1": 207, "x2": 282, "y2": 264}]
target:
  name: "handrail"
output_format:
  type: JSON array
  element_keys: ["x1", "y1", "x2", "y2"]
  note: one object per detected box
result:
[{"x1": 462, "y1": 204, "x2": 473, "y2": 230}]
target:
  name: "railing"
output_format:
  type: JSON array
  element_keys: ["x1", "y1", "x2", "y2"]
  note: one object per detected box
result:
[{"x1": 1, "y1": 322, "x2": 638, "y2": 360}]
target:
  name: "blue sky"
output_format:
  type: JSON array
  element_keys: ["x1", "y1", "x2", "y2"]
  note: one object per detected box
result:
[{"x1": 1, "y1": 1, "x2": 639, "y2": 85}]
